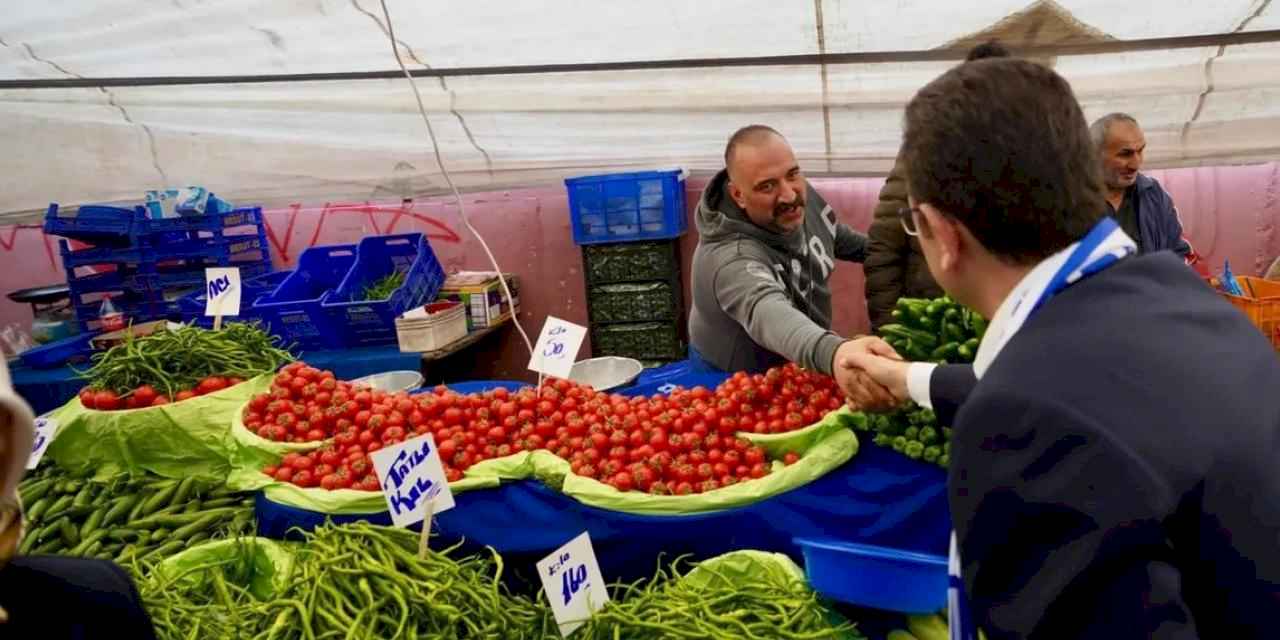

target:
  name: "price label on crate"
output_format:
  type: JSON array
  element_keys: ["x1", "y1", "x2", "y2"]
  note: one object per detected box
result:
[
  {"x1": 370, "y1": 433, "x2": 455, "y2": 528},
  {"x1": 528, "y1": 316, "x2": 587, "y2": 379},
  {"x1": 27, "y1": 417, "x2": 58, "y2": 470},
  {"x1": 204, "y1": 267, "x2": 242, "y2": 317},
  {"x1": 537, "y1": 531, "x2": 608, "y2": 637}
]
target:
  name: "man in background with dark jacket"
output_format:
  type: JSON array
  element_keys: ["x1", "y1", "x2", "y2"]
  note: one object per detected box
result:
[
  {"x1": 863, "y1": 41, "x2": 1010, "y2": 329},
  {"x1": 1091, "y1": 112, "x2": 1192, "y2": 256},
  {"x1": 688, "y1": 125, "x2": 896, "y2": 409},
  {"x1": 847, "y1": 58, "x2": 1280, "y2": 638}
]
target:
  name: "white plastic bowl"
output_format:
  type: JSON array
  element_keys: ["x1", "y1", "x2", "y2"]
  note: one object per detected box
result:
[
  {"x1": 350, "y1": 370, "x2": 424, "y2": 393},
  {"x1": 568, "y1": 356, "x2": 643, "y2": 391}
]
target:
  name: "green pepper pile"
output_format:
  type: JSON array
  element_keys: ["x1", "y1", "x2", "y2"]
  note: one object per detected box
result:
[
  {"x1": 853, "y1": 404, "x2": 951, "y2": 468},
  {"x1": 17, "y1": 464, "x2": 255, "y2": 568},
  {"x1": 141, "y1": 523, "x2": 553, "y2": 640},
  {"x1": 78, "y1": 322, "x2": 293, "y2": 398},
  {"x1": 138, "y1": 524, "x2": 861, "y2": 640},
  {"x1": 849, "y1": 295, "x2": 991, "y2": 469},
  {"x1": 878, "y1": 296, "x2": 987, "y2": 364},
  {"x1": 574, "y1": 556, "x2": 860, "y2": 639}
]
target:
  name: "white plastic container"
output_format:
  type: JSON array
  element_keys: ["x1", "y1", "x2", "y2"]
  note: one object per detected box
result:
[{"x1": 395, "y1": 301, "x2": 467, "y2": 352}]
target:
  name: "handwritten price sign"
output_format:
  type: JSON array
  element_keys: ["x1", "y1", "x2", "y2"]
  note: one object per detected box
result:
[
  {"x1": 370, "y1": 433, "x2": 455, "y2": 528},
  {"x1": 537, "y1": 531, "x2": 608, "y2": 637},
  {"x1": 204, "y1": 267, "x2": 242, "y2": 317},
  {"x1": 528, "y1": 316, "x2": 586, "y2": 379},
  {"x1": 26, "y1": 417, "x2": 58, "y2": 470}
]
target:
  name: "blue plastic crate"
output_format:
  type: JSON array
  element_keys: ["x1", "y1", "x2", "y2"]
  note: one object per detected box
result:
[
  {"x1": 178, "y1": 269, "x2": 292, "y2": 315},
  {"x1": 44, "y1": 203, "x2": 140, "y2": 244},
  {"x1": 253, "y1": 244, "x2": 357, "y2": 350},
  {"x1": 19, "y1": 331, "x2": 98, "y2": 369},
  {"x1": 795, "y1": 538, "x2": 948, "y2": 614},
  {"x1": 59, "y1": 239, "x2": 148, "y2": 268},
  {"x1": 60, "y1": 229, "x2": 268, "y2": 269},
  {"x1": 133, "y1": 206, "x2": 263, "y2": 238},
  {"x1": 323, "y1": 233, "x2": 445, "y2": 347},
  {"x1": 565, "y1": 169, "x2": 688, "y2": 245},
  {"x1": 150, "y1": 257, "x2": 273, "y2": 289}
]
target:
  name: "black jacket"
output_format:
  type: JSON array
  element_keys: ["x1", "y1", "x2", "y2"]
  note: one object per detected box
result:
[
  {"x1": 0, "y1": 555, "x2": 156, "y2": 639},
  {"x1": 949, "y1": 252, "x2": 1280, "y2": 639}
]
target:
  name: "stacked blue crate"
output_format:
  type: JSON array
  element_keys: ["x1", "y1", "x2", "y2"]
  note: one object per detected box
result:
[{"x1": 46, "y1": 203, "x2": 274, "y2": 333}]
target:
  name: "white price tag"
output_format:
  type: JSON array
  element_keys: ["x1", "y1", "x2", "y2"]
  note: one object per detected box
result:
[
  {"x1": 27, "y1": 417, "x2": 58, "y2": 470},
  {"x1": 528, "y1": 316, "x2": 587, "y2": 379},
  {"x1": 204, "y1": 267, "x2": 242, "y2": 317},
  {"x1": 537, "y1": 531, "x2": 609, "y2": 637},
  {"x1": 370, "y1": 433, "x2": 455, "y2": 528}
]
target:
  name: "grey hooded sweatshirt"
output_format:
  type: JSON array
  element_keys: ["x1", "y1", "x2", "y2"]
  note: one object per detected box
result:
[{"x1": 688, "y1": 169, "x2": 869, "y2": 375}]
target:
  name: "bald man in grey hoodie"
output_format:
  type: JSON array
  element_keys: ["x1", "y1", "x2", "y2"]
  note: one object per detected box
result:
[{"x1": 689, "y1": 125, "x2": 896, "y2": 408}]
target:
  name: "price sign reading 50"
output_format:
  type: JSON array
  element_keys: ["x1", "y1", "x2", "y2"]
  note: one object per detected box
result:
[{"x1": 529, "y1": 317, "x2": 586, "y2": 379}]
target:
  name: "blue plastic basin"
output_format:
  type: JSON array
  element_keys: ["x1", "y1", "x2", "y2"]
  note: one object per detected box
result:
[{"x1": 795, "y1": 537, "x2": 948, "y2": 613}]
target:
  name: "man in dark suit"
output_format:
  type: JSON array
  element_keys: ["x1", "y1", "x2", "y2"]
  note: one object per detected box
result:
[{"x1": 847, "y1": 58, "x2": 1280, "y2": 638}]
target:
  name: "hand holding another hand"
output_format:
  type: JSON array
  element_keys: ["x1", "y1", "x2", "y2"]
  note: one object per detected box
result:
[{"x1": 832, "y1": 337, "x2": 904, "y2": 413}]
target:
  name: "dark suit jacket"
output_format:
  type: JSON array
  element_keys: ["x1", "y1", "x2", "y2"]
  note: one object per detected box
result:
[
  {"x1": 0, "y1": 555, "x2": 156, "y2": 639},
  {"x1": 948, "y1": 252, "x2": 1280, "y2": 639}
]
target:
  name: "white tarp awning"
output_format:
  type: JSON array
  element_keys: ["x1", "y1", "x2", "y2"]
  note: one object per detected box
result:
[{"x1": 1, "y1": 0, "x2": 1277, "y2": 218}]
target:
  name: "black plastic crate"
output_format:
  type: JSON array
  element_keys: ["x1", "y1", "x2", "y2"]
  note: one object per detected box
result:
[
  {"x1": 581, "y1": 240, "x2": 680, "y2": 285},
  {"x1": 590, "y1": 321, "x2": 684, "y2": 361},
  {"x1": 587, "y1": 281, "x2": 682, "y2": 324}
]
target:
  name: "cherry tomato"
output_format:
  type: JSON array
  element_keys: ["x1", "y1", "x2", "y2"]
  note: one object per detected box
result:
[
  {"x1": 151, "y1": 395, "x2": 171, "y2": 406},
  {"x1": 293, "y1": 470, "x2": 316, "y2": 487},
  {"x1": 783, "y1": 452, "x2": 800, "y2": 465},
  {"x1": 273, "y1": 467, "x2": 295, "y2": 482},
  {"x1": 94, "y1": 390, "x2": 121, "y2": 411},
  {"x1": 174, "y1": 390, "x2": 196, "y2": 402},
  {"x1": 132, "y1": 385, "x2": 158, "y2": 407}
]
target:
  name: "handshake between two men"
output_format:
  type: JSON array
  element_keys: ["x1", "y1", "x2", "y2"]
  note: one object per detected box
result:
[{"x1": 830, "y1": 336, "x2": 916, "y2": 413}]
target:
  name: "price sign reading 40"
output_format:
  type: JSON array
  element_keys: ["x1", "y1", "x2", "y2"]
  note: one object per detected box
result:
[{"x1": 537, "y1": 532, "x2": 608, "y2": 637}]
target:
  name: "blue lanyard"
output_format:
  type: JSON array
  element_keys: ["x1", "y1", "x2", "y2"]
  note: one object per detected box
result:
[{"x1": 949, "y1": 216, "x2": 1133, "y2": 640}]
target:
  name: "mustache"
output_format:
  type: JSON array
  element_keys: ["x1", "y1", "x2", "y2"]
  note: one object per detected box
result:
[{"x1": 774, "y1": 197, "x2": 805, "y2": 217}]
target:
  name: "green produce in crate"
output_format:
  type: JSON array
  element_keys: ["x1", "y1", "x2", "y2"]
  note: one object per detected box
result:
[
  {"x1": 361, "y1": 269, "x2": 406, "y2": 301},
  {"x1": 17, "y1": 464, "x2": 255, "y2": 570}
]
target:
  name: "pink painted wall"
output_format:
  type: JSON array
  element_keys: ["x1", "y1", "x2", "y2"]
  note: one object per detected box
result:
[{"x1": 5, "y1": 161, "x2": 1277, "y2": 379}]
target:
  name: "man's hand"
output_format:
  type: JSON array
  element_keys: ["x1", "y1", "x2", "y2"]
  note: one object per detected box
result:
[
  {"x1": 839, "y1": 340, "x2": 913, "y2": 404},
  {"x1": 832, "y1": 337, "x2": 902, "y2": 412}
]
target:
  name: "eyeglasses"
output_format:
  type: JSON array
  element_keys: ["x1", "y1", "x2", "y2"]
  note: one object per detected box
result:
[{"x1": 898, "y1": 206, "x2": 921, "y2": 236}]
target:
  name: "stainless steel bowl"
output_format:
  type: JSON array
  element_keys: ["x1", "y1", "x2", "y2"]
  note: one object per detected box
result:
[
  {"x1": 568, "y1": 356, "x2": 643, "y2": 391},
  {"x1": 350, "y1": 370, "x2": 424, "y2": 393}
]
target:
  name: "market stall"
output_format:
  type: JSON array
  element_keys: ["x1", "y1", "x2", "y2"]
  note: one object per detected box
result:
[{"x1": 13, "y1": 281, "x2": 988, "y2": 639}]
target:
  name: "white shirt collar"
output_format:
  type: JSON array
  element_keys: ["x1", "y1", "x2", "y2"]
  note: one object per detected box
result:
[
  {"x1": 971, "y1": 245, "x2": 1076, "y2": 379},
  {"x1": 971, "y1": 222, "x2": 1137, "y2": 379}
]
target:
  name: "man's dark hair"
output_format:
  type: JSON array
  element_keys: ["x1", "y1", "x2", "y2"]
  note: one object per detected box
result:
[
  {"x1": 724, "y1": 124, "x2": 782, "y2": 167},
  {"x1": 965, "y1": 40, "x2": 1010, "y2": 61},
  {"x1": 901, "y1": 58, "x2": 1105, "y2": 265}
]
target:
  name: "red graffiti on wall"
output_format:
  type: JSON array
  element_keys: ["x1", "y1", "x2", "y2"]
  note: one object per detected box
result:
[{"x1": 264, "y1": 202, "x2": 463, "y2": 263}]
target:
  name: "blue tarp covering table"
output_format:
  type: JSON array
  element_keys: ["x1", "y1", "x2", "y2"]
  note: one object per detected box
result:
[
  {"x1": 256, "y1": 444, "x2": 947, "y2": 581},
  {"x1": 11, "y1": 344, "x2": 421, "y2": 415}
]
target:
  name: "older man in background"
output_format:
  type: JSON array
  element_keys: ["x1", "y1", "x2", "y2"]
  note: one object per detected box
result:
[{"x1": 1090, "y1": 113, "x2": 1191, "y2": 257}]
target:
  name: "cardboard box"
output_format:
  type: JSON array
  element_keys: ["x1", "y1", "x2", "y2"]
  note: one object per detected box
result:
[{"x1": 436, "y1": 272, "x2": 520, "y2": 331}]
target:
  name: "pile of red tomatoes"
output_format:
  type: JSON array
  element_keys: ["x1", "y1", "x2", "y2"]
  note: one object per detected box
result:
[{"x1": 246, "y1": 362, "x2": 844, "y2": 495}]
